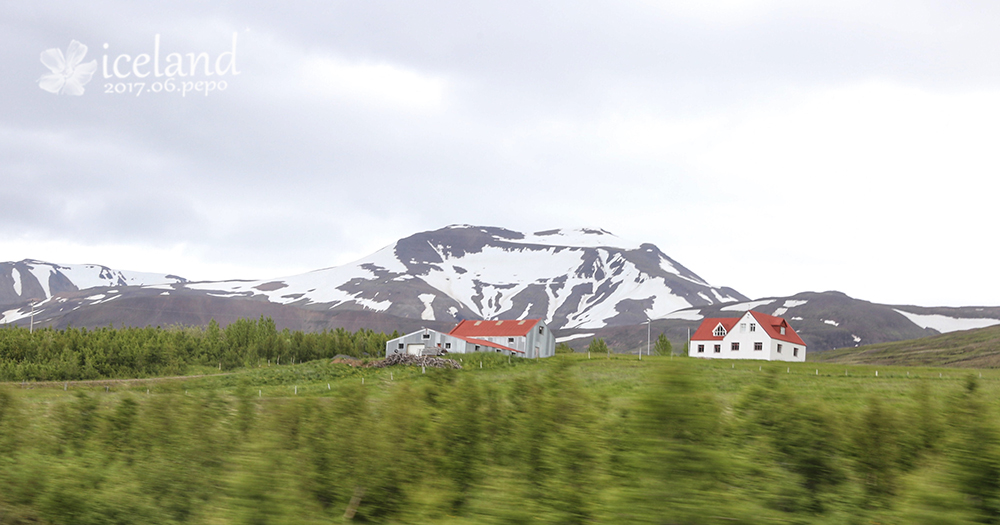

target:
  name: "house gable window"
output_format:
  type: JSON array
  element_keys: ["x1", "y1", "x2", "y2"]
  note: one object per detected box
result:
[
  {"x1": 713, "y1": 325, "x2": 727, "y2": 337},
  {"x1": 780, "y1": 326, "x2": 786, "y2": 335},
  {"x1": 750, "y1": 323, "x2": 756, "y2": 332},
  {"x1": 397, "y1": 343, "x2": 404, "y2": 349},
  {"x1": 740, "y1": 323, "x2": 746, "y2": 333}
]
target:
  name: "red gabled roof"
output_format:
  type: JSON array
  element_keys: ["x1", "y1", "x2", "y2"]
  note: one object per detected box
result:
[
  {"x1": 451, "y1": 334, "x2": 524, "y2": 353},
  {"x1": 449, "y1": 319, "x2": 542, "y2": 337},
  {"x1": 748, "y1": 311, "x2": 806, "y2": 346},
  {"x1": 690, "y1": 311, "x2": 806, "y2": 346},
  {"x1": 690, "y1": 317, "x2": 740, "y2": 341}
]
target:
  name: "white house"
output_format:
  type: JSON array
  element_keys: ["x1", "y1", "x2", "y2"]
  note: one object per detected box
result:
[
  {"x1": 385, "y1": 318, "x2": 555, "y2": 359},
  {"x1": 688, "y1": 310, "x2": 806, "y2": 362}
]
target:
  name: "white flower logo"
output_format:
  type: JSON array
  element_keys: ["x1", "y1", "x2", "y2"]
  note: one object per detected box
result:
[{"x1": 38, "y1": 40, "x2": 98, "y2": 96}]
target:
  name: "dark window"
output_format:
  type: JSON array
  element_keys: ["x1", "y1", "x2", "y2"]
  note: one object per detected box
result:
[
  {"x1": 777, "y1": 344, "x2": 783, "y2": 353},
  {"x1": 793, "y1": 347, "x2": 799, "y2": 357},
  {"x1": 754, "y1": 342, "x2": 763, "y2": 351},
  {"x1": 750, "y1": 323, "x2": 756, "y2": 332},
  {"x1": 731, "y1": 342, "x2": 739, "y2": 351},
  {"x1": 697, "y1": 344, "x2": 705, "y2": 353},
  {"x1": 508, "y1": 337, "x2": 514, "y2": 343},
  {"x1": 475, "y1": 345, "x2": 481, "y2": 351},
  {"x1": 714, "y1": 344, "x2": 721, "y2": 353},
  {"x1": 398, "y1": 343, "x2": 404, "y2": 349},
  {"x1": 538, "y1": 326, "x2": 544, "y2": 334},
  {"x1": 445, "y1": 342, "x2": 451, "y2": 349},
  {"x1": 422, "y1": 333, "x2": 430, "y2": 339}
]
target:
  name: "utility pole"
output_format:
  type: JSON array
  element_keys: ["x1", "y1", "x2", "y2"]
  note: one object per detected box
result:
[
  {"x1": 646, "y1": 318, "x2": 650, "y2": 358},
  {"x1": 29, "y1": 300, "x2": 36, "y2": 334}
]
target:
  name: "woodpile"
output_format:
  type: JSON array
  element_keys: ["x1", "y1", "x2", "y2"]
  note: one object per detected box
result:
[{"x1": 370, "y1": 353, "x2": 463, "y2": 369}]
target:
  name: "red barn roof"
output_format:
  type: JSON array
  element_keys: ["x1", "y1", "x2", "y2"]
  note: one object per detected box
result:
[
  {"x1": 449, "y1": 319, "x2": 542, "y2": 338},
  {"x1": 691, "y1": 311, "x2": 805, "y2": 346}
]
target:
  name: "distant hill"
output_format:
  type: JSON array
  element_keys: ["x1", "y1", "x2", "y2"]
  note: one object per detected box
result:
[
  {"x1": 554, "y1": 291, "x2": 1000, "y2": 354},
  {"x1": 808, "y1": 324, "x2": 1000, "y2": 367}
]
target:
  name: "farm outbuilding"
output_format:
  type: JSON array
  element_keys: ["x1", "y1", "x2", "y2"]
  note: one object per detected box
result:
[{"x1": 385, "y1": 318, "x2": 555, "y2": 358}]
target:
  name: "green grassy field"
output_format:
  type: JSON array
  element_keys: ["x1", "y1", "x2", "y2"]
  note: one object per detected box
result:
[
  {"x1": 2, "y1": 353, "x2": 999, "y2": 524},
  {"x1": 810, "y1": 324, "x2": 1000, "y2": 367}
]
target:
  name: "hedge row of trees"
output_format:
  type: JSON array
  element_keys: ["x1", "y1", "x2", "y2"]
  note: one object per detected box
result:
[
  {"x1": 2, "y1": 360, "x2": 998, "y2": 523},
  {"x1": 0, "y1": 318, "x2": 396, "y2": 381}
]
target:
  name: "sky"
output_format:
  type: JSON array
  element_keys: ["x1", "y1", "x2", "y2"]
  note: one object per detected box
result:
[{"x1": 2, "y1": 1, "x2": 998, "y2": 308}]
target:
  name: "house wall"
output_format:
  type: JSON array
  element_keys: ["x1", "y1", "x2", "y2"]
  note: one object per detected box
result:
[
  {"x1": 768, "y1": 339, "x2": 806, "y2": 362},
  {"x1": 723, "y1": 312, "x2": 774, "y2": 360},
  {"x1": 385, "y1": 329, "x2": 522, "y2": 357},
  {"x1": 524, "y1": 320, "x2": 555, "y2": 358},
  {"x1": 385, "y1": 329, "x2": 462, "y2": 356}
]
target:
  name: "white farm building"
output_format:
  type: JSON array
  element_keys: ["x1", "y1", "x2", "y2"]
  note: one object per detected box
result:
[
  {"x1": 386, "y1": 318, "x2": 555, "y2": 359},
  {"x1": 689, "y1": 310, "x2": 806, "y2": 362}
]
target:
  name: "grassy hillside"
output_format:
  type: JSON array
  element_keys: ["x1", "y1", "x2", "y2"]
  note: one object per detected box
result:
[{"x1": 809, "y1": 324, "x2": 1000, "y2": 367}]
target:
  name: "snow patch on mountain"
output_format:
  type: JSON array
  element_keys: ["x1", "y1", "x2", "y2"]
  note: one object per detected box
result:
[
  {"x1": 556, "y1": 333, "x2": 595, "y2": 343},
  {"x1": 1, "y1": 308, "x2": 26, "y2": 323},
  {"x1": 773, "y1": 299, "x2": 808, "y2": 317},
  {"x1": 663, "y1": 309, "x2": 704, "y2": 321},
  {"x1": 893, "y1": 309, "x2": 1000, "y2": 333},
  {"x1": 509, "y1": 227, "x2": 642, "y2": 250},
  {"x1": 23, "y1": 264, "x2": 53, "y2": 298},
  {"x1": 721, "y1": 299, "x2": 775, "y2": 312},
  {"x1": 11, "y1": 268, "x2": 21, "y2": 296},
  {"x1": 419, "y1": 294, "x2": 436, "y2": 320},
  {"x1": 57, "y1": 264, "x2": 183, "y2": 289},
  {"x1": 354, "y1": 297, "x2": 392, "y2": 312},
  {"x1": 186, "y1": 248, "x2": 402, "y2": 307}
]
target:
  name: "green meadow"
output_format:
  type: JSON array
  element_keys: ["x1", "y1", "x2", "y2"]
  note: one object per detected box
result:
[{"x1": 3, "y1": 323, "x2": 1000, "y2": 524}]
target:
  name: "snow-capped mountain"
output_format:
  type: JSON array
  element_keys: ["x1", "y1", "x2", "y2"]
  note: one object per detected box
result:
[
  {"x1": 0, "y1": 259, "x2": 186, "y2": 308},
  {"x1": 4, "y1": 226, "x2": 1000, "y2": 354},
  {"x1": 177, "y1": 225, "x2": 748, "y2": 329}
]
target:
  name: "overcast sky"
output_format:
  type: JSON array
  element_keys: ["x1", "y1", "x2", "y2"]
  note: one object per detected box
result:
[{"x1": 2, "y1": 1, "x2": 998, "y2": 307}]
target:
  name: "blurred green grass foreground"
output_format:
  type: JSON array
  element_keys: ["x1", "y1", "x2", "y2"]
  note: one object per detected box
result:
[{"x1": 3, "y1": 325, "x2": 1000, "y2": 523}]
